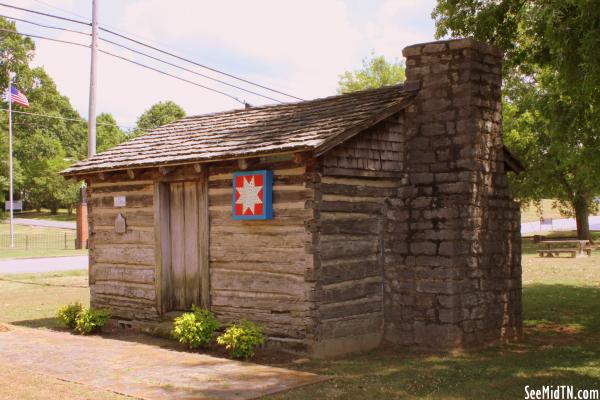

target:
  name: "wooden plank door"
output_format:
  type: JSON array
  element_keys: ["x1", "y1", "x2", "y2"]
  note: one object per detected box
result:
[{"x1": 168, "y1": 181, "x2": 202, "y2": 310}]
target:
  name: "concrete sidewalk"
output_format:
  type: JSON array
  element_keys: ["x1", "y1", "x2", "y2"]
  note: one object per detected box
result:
[
  {"x1": 0, "y1": 325, "x2": 324, "y2": 400},
  {"x1": 13, "y1": 218, "x2": 76, "y2": 230},
  {"x1": 0, "y1": 256, "x2": 88, "y2": 274}
]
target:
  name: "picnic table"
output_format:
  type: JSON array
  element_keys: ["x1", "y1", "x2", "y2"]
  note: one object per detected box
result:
[{"x1": 538, "y1": 239, "x2": 592, "y2": 258}]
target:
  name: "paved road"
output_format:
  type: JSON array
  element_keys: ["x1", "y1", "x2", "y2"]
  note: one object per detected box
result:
[
  {"x1": 13, "y1": 218, "x2": 76, "y2": 230},
  {"x1": 0, "y1": 256, "x2": 88, "y2": 274},
  {"x1": 521, "y1": 215, "x2": 600, "y2": 235}
]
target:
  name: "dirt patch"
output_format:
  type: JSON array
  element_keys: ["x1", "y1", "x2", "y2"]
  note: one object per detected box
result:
[
  {"x1": 524, "y1": 323, "x2": 584, "y2": 346},
  {"x1": 0, "y1": 324, "x2": 12, "y2": 332}
]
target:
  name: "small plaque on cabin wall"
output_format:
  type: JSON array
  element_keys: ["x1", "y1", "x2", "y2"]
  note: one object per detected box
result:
[
  {"x1": 114, "y1": 196, "x2": 126, "y2": 207},
  {"x1": 115, "y1": 213, "x2": 127, "y2": 234},
  {"x1": 232, "y1": 170, "x2": 273, "y2": 220}
]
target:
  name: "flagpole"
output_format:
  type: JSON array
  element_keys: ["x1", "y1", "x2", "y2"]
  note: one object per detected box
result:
[{"x1": 8, "y1": 72, "x2": 15, "y2": 248}]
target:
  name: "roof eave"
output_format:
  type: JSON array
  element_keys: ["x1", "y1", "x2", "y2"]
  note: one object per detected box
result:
[
  {"x1": 60, "y1": 146, "x2": 315, "y2": 178},
  {"x1": 313, "y1": 92, "x2": 417, "y2": 157}
]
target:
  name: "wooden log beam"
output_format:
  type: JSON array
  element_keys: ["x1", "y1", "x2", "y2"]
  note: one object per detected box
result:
[
  {"x1": 158, "y1": 166, "x2": 174, "y2": 176},
  {"x1": 127, "y1": 169, "x2": 136, "y2": 179},
  {"x1": 237, "y1": 157, "x2": 259, "y2": 170},
  {"x1": 292, "y1": 152, "x2": 312, "y2": 165}
]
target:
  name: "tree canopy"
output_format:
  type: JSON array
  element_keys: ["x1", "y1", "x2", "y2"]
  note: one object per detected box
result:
[
  {"x1": 0, "y1": 17, "x2": 125, "y2": 214},
  {"x1": 433, "y1": 0, "x2": 600, "y2": 239},
  {"x1": 96, "y1": 113, "x2": 126, "y2": 153},
  {"x1": 133, "y1": 100, "x2": 186, "y2": 136},
  {"x1": 338, "y1": 53, "x2": 405, "y2": 93}
]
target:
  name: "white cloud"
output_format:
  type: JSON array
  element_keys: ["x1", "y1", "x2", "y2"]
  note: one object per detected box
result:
[
  {"x1": 365, "y1": 0, "x2": 437, "y2": 61},
  {"x1": 121, "y1": 0, "x2": 365, "y2": 99}
]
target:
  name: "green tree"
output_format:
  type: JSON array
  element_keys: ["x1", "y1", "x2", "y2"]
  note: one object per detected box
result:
[
  {"x1": 0, "y1": 17, "x2": 34, "y2": 207},
  {"x1": 96, "y1": 113, "x2": 126, "y2": 152},
  {"x1": 133, "y1": 101, "x2": 185, "y2": 136},
  {"x1": 338, "y1": 53, "x2": 405, "y2": 94},
  {"x1": 0, "y1": 17, "x2": 86, "y2": 213},
  {"x1": 433, "y1": 0, "x2": 600, "y2": 239}
]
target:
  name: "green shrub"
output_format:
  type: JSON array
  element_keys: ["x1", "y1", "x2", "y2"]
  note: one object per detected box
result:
[
  {"x1": 74, "y1": 308, "x2": 111, "y2": 334},
  {"x1": 172, "y1": 306, "x2": 220, "y2": 349},
  {"x1": 57, "y1": 302, "x2": 83, "y2": 329},
  {"x1": 217, "y1": 320, "x2": 265, "y2": 360}
]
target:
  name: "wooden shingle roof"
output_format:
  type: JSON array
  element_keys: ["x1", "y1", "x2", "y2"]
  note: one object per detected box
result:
[{"x1": 63, "y1": 82, "x2": 419, "y2": 176}]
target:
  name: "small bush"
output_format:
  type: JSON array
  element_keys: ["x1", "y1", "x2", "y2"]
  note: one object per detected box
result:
[
  {"x1": 57, "y1": 302, "x2": 83, "y2": 329},
  {"x1": 217, "y1": 320, "x2": 265, "y2": 360},
  {"x1": 75, "y1": 308, "x2": 111, "y2": 334},
  {"x1": 172, "y1": 306, "x2": 220, "y2": 349}
]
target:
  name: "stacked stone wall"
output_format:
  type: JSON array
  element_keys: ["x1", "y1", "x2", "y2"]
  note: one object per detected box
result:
[{"x1": 383, "y1": 38, "x2": 522, "y2": 348}]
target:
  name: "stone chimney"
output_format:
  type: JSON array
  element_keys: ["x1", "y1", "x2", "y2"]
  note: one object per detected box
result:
[{"x1": 385, "y1": 39, "x2": 521, "y2": 349}]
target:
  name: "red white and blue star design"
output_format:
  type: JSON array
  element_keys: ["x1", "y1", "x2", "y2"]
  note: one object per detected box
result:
[{"x1": 232, "y1": 170, "x2": 273, "y2": 220}]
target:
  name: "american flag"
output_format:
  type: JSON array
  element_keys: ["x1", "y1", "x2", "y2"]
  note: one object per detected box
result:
[{"x1": 5, "y1": 86, "x2": 29, "y2": 107}]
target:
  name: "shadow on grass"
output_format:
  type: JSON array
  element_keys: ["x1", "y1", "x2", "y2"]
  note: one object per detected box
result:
[
  {"x1": 298, "y1": 344, "x2": 600, "y2": 400},
  {"x1": 8, "y1": 284, "x2": 600, "y2": 400},
  {"x1": 10, "y1": 318, "x2": 65, "y2": 330},
  {"x1": 523, "y1": 284, "x2": 600, "y2": 336},
  {"x1": 269, "y1": 284, "x2": 600, "y2": 400}
]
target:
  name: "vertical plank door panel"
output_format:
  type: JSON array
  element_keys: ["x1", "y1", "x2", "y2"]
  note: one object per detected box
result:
[
  {"x1": 169, "y1": 182, "x2": 186, "y2": 310},
  {"x1": 198, "y1": 171, "x2": 210, "y2": 309},
  {"x1": 183, "y1": 181, "x2": 200, "y2": 308},
  {"x1": 156, "y1": 182, "x2": 172, "y2": 314}
]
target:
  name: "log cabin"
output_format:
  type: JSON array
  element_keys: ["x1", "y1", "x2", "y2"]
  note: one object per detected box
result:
[{"x1": 62, "y1": 38, "x2": 522, "y2": 358}]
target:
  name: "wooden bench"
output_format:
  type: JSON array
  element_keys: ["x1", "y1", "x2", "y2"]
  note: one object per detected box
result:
[{"x1": 537, "y1": 248, "x2": 592, "y2": 258}]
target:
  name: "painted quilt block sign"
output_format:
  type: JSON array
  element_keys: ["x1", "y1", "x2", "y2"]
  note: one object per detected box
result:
[{"x1": 232, "y1": 170, "x2": 273, "y2": 220}]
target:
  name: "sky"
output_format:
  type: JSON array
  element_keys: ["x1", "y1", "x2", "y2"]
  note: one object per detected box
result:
[{"x1": 6, "y1": 0, "x2": 438, "y2": 129}]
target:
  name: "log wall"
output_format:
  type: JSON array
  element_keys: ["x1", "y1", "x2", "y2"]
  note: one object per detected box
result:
[
  {"x1": 312, "y1": 114, "x2": 408, "y2": 353},
  {"x1": 88, "y1": 179, "x2": 159, "y2": 320},
  {"x1": 207, "y1": 157, "x2": 317, "y2": 350}
]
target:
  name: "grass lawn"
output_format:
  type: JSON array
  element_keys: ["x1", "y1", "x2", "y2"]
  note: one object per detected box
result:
[
  {"x1": 1, "y1": 251, "x2": 599, "y2": 399},
  {"x1": 0, "y1": 249, "x2": 88, "y2": 260},
  {"x1": 520, "y1": 199, "x2": 600, "y2": 223},
  {"x1": 0, "y1": 223, "x2": 73, "y2": 234},
  {"x1": 521, "y1": 199, "x2": 564, "y2": 222},
  {"x1": 0, "y1": 223, "x2": 86, "y2": 259},
  {"x1": 5, "y1": 208, "x2": 77, "y2": 222},
  {"x1": 0, "y1": 270, "x2": 90, "y2": 328},
  {"x1": 267, "y1": 253, "x2": 600, "y2": 400}
]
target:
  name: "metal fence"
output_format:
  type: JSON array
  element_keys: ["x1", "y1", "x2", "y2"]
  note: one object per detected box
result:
[{"x1": 0, "y1": 232, "x2": 77, "y2": 250}]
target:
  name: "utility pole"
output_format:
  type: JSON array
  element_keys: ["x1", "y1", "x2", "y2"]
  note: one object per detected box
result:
[
  {"x1": 8, "y1": 71, "x2": 15, "y2": 248},
  {"x1": 87, "y1": 0, "x2": 98, "y2": 158}
]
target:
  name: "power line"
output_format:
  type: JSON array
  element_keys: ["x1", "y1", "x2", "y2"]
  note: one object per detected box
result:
[
  {"x1": 33, "y1": 0, "x2": 195, "y2": 66},
  {"x1": 0, "y1": 2, "x2": 304, "y2": 101},
  {"x1": 0, "y1": 108, "x2": 138, "y2": 130},
  {"x1": 0, "y1": 13, "x2": 90, "y2": 36},
  {"x1": 0, "y1": 2, "x2": 89, "y2": 26},
  {"x1": 100, "y1": 27, "x2": 305, "y2": 101},
  {"x1": 1, "y1": 13, "x2": 284, "y2": 102},
  {"x1": 98, "y1": 48, "x2": 246, "y2": 105},
  {"x1": 0, "y1": 27, "x2": 88, "y2": 47},
  {"x1": 99, "y1": 37, "x2": 284, "y2": 103},
  {"x1": 31, "y1": 0, "x2": 89, "y2": 21},
  {"x1": 0, "y1": 108, "x2": 85, "y2": 124},
  {"x1": 1, "y1": 28, "x2": 247, "y2": 105}
]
